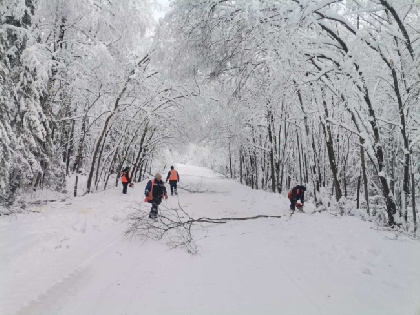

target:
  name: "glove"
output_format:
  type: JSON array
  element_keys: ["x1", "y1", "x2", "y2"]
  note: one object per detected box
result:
[
  {"x1": 302, "y1": 203, "x2": 304, "y2": 206},
  {"x1": 145, "y1": 190, "x2": 149, "y2": 196}
]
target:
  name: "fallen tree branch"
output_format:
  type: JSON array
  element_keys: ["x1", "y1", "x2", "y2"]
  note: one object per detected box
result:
[
  {"x1": 124, "y1": 202, "x2": 282, "y2": 254},
  {"x1": 178, "y1": 186, "x2": 217, "y2": 194},
  {"x1": 196, "y1": 214, "x2": 283, "y2": 223},
  {"x1": 310, "y1": 207, "x2": 328, "y2": 215}
]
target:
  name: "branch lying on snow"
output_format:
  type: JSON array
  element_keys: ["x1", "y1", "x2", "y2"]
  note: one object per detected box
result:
[
  {"x1": 27, "y1": 199, "x2": 67, "y2": 205},
  {"x1": 370, "y1": 227, "x2": 419, "y2": 241},
  {"x1": 124, "y1": 203, "x2": 282, "y2": 254},
  {"x1": 310, "y1": 207, "x2": 329, "y2": 215},
  {"x1": 197, "y1": 214, "x2": 283, "y2": 222},
  {"x1": 178, "y1": 186, "x2": 214, "y2": 194},
  {"x1": 178, "y1": 185, "x2": 220, "y2": 194}
]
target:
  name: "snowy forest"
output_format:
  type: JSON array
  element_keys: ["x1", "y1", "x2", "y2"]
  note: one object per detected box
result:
[
  {"x1": 1, "y1": 1, "x2": 420, "y2": 314},
  {"x1": 1, "y1": 0, "x2": 419, "y2": 231}
]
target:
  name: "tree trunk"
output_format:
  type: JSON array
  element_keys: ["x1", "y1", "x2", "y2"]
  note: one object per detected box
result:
[
  {"x1": 357, "y1": 175, "x2": 361, "y2": 209},
  {"x1": 131, "y1": 126, "x2": 149, "y2": 179},
  {"x1": 363, "y1": 86, "x2": 396, "y2": 225},
  {"x1": 321, "y1": 99, "x2": 342, "y2": 201},
  {"x1": 94, "y1": 130, "x2": 110, "y2": 188},
  {"x1": 279, "y1": 117, "x2": 288, "y2": 194},
  {"x1": 267, "y1": 113, "x2": 276, "y2": 192},
  {"x1": 65, "y1": 118, "x2": 75, "y2": 176},
  {"x1": 104, "y1": 147, "x2": 119, "y2": 190},
  {"x1": 297, "y1": 132, "x2": 303, "y2": 184},
  {"x1": 412, "y1": 172, "x2": 417, "y2": 235},
  {"x1": 73, "y1": 116, "x2": 87, "y2": 173},
  {"x1": 360, "y1": 138, "x2": 370, "y2": 215},
  {"x1": 87, "y1": 115, "x2": 112, "y2": 193},
  {"x1": 391, "y1": 64, "x2": 410, "y2": 222},
  {"x1": 87, "y1": 54, "x2": 149, "y2": 193},
  {"x1": 296, "y1": 85, "x2": 317, "y2": 189},
  {"x1": 229, "y1": 142, "x2": 233, "y2": 178},
  {"x1": 239, "y1": 148, "x2": 243, "y2": 185}
]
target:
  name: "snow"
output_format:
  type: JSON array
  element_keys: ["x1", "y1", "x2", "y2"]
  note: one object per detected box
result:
[{"x1": 1, "y1": 164, "x2": 420, "y2": 315}]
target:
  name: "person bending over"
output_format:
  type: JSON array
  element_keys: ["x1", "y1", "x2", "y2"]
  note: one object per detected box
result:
[{"x1": 288, "y1": 185, "x2": 306, "y2": 211}]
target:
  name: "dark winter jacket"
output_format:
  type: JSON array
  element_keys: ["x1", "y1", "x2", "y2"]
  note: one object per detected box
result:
[
  {"x1": 145, "y1": 178, "x2": 167, "y2": 200},
  {"x1": 291, "y1": 185, "x2": 306, "y2": 203}
]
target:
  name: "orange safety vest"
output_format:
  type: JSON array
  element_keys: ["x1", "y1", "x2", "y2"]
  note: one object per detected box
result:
[
  {"x1": 121, "y1": 171, "x2": 129, "y2": 183},
  {"x1": 288, "y1": 188, "x2": 299, "y2": 200},
  {"x1": 169, "y1": 169, "x2": 178, "y2": 180},
  {"x1": 144, "y1": 179, "x2": 166, "y2": 202}
]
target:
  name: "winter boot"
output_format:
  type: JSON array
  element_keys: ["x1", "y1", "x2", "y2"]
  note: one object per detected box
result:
[{"x1": 149, "y1": 204, "x2": 158, "y2": 219}]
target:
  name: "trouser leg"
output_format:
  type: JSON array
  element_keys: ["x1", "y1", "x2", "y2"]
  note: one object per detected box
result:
[
  {"x1": 290, "y1": 199, "x2": 296, "y2": 210},
  {"x1": 149, "y1": 203, "x2": 158, "y2": 218},
  {"x1": 149, "y1": 198, "x2": 162, "y2": 218},
  {"x1": 169, "y1": 180, "x2": 177, "y2": 195},
  {"x1": 152, "y1": 203, "x2": 158, "y2": 214},
  {"x1": 122, "y1": 182, "x2": 128, "y2": 194}
]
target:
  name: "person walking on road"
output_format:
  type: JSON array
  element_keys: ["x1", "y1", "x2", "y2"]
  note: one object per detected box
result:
[
  {"x1": 145, "y1": 173, "x2": 168, "y2": 219},
  {"x1": 166, "y1": 166, "x2": 180, "y2": 196},
  {"x1": 121, "y1": 166, "x2": 131, "y2": 194}
]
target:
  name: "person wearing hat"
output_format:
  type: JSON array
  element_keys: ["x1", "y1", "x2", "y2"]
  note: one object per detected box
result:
[
  {"x1": 144, "y1": 173, "x2": 168, "y2": 219},
  {"x1": 166, "y1": 166, "x2": 180, "y2": 196},
  {"x1": 121, "y1": 166, "x2": 131, "y2": 194},
  {"x1": 288, "y1": 185, "x2": 306, "y2": 211}
]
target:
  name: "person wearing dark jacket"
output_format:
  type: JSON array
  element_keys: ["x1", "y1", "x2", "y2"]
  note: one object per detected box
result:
[
  {"x1": 121, "y1": 167, "x2": 131, "y2": 194},
  {"x1": 165, "y1": 166, "x2": 180, "y2": 196},
  {"x1": 288, "y1": 185, "x2": 306, "y2": 210},
  {"x1": 144, "y1": 173, "x2": 168, "y2": 219}
]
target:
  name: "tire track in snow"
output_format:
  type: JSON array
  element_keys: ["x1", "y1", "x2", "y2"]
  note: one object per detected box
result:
[{"x1": 15, "y1": 239, "x2": 120, "y2": 315}]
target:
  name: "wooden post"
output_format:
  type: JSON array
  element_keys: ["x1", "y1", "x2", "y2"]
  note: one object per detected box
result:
[{"x1": 74, "y1": 175, "x2": 78, "y2": 197}]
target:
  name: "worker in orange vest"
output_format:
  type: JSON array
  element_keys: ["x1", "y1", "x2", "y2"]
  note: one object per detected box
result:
[
  {"x1": 165, "y1": 166, "x2": 180, "y2": 196},
  {"x1": 288, "y1": 185, "x2": 306, "y2": 211},
  {"x1": 144, "y1": 173, "x2": 168, "y2": 219},
  {"x1": 121, "y1": 166, "x2": 131, "y2": 194}
]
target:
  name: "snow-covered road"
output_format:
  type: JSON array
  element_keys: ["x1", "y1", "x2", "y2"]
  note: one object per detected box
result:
[{"x1": 1, "y1": 164, "x2": 419, "y2": 314}]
